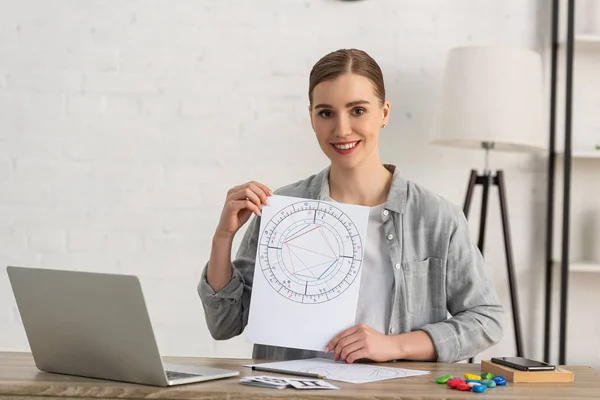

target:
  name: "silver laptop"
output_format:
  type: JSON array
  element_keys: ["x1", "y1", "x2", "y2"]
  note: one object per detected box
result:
[{"x1": 6, "y1": 266, "x2": 239, "y2": 387}]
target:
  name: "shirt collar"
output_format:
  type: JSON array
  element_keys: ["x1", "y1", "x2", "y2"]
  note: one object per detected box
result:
[{"x1": 315, "y1": 164, "x2": 407, "y2": 214}]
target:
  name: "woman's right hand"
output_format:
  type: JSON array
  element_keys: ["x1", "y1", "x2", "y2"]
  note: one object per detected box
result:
[{"x1": 215, "y1": 181, "x2": 273, "y2": 239}]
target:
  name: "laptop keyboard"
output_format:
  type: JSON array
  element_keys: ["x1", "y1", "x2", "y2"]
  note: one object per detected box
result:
[{"x1": 165, "y1": 370, "x2": 203, "y2": 380}]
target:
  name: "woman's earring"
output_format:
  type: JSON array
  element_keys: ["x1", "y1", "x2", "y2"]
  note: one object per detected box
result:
[{"x1": 381, "y1": 123, "x2": 386, "y2": 128}]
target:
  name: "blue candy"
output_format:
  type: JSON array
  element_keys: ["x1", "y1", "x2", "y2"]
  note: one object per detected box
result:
[
  {"x1": 472, "y1": 384, "x2": 487, "y2": 393},
  {"x1": 492, "y1": 375, "x2": 507, "y2": 386}
]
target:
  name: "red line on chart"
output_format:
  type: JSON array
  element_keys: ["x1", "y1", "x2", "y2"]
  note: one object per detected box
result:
[
  {"x1": 284, "y1": 225, "x2": 321, "y2": 243},
  {"x1": 286, "y1": 245, "x2": 318, "y2": 277},
  {"x1": 286, "y1": 245, "x2": 310, "y2": 270},
  {"x1": 285, "y1": 242, "x2": 336, "y2": 259},
  {"x1": 319, "y1": 227, "x2": 336, "y2": 257}
]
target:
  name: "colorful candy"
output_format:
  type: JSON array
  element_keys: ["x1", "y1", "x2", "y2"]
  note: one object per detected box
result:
[
  {"x1": 481, "y1": 372, "x2": 495, "y2": 380},
  {"x1": 480, "y1": 379, "x2": 497, "y2": 388},
  {"x1": 435, "y1": 375, "x2": 453, "y2": 384},
  {"x1": 444, "y1": 372, "x2": 506, "y2": 393},
  {"x1": 472, "y1": 384, "x2": 487, "y2": 393}
]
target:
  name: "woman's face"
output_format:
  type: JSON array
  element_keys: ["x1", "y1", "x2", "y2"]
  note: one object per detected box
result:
[{"x1": 309, "y1": 73, "x2": 390, "y2": 170}]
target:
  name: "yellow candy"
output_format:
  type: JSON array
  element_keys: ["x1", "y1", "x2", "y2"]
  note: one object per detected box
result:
[{"x1": 464, "y1": 373, "x2": 482, "y2": 380}]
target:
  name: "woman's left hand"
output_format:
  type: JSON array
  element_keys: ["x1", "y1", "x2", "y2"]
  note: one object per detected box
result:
[{"x1": 325, "y1": 323, "x2": 401, "y2": 364}]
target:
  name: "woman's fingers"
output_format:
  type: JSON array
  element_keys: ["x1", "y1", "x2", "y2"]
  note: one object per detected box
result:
[
  {"x1": 217, "y1": 181, "x2": 272, "y2": 236},
  {"x1": 248, "y1": 182, "x2": 270, "y2": 206},
  {"x1": 219, "y1": 180, "x2": 273, "y2": 234},
  {"x1": 325, "y1": 324, "x2": 360, "y2": 353},
  {"x1": 231, "y1": 187, "x2": 263, "y2": 209},
  {"x1": 339, "y1": 340, "x2": 364, "y2": 362},
  {"x1": 250, "y1": 181, "x2": 273, "y2": 198},
  {"x1": 229, "y1": 199, "x2": 262, "y2": 217},
  {"x1": 333, "y1": 334, "x2": 361, "y2": 361},
  {"x1": 229, "y1": 182, "x2": 272, "y2": 205}
]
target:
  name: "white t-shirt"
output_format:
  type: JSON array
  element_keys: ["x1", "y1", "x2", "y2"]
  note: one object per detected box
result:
[
  {"x1": 322, "y1": 197, "x2": 394, "y2": 334},
  {"x1": 354, "y1": 203, "x2": 394, "y2": 333}
]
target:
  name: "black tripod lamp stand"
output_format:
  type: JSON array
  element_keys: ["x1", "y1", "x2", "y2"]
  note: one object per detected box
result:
[
  {"x1": 429, "y1": 46, "x2": 548, "y2": 362},
  {"x1": 462, "y1": 143, "x2": 524, "y2": 363}
]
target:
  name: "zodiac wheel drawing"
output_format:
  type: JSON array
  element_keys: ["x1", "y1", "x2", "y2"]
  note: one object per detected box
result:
[
  {"x1": 258, "y1": 200, "x2": 363, "y2": 304},
  {"x1": 299, "y1": 365, "x2": 405, "y2": 379}
]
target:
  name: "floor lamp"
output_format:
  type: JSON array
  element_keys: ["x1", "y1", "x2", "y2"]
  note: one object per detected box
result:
[{"x1": 429, "y1": 46, "x2": 548, "y2": 362}]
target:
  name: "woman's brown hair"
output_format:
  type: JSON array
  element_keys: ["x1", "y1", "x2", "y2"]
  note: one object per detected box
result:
[{"x1": 308, "y1": 49, "x2": 386, "y2": 107}]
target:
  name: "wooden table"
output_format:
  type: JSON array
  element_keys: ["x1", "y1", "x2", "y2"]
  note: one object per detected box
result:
[{"x1": 1, "y1": 352, "x2": 598, "y2": 399}]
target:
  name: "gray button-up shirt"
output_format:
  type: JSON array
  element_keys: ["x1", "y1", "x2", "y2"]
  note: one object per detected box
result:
[{"x1": 198, "y1": 164, "x2": 504, "y2": 362}]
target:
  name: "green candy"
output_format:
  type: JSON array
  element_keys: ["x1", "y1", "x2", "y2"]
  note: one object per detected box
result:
[
  {"x1": 435, "y1": 375, "x2": 453, "y2": 384},
  {"x1": 480, "y1": 379, "x2": 497, "y2": 388},
  {"x1": 481, "y1": 372, "x2": 496, "y2": 380}
]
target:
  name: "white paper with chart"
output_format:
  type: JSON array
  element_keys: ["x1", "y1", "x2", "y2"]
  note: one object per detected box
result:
[{"x1": 246, "y1": 195, "x2": 370, "y2": 351}]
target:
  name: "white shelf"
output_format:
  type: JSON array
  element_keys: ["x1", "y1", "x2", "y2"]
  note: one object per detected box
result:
[
  {"x1": 576, "y1": 34, "x2": 600, "y2": 42},
  {"x1": 560, "y1": 34, "x2": 600, "y2": 49},
  {"x1": 571, "y1": 262, "x2": 600, "y2": 273},
  {"x1": 556, "y1": 151, "x2": 600, "y2": 159},
  {"x1": 553, "y1": 261, "x2": 600, "y2": 273}
]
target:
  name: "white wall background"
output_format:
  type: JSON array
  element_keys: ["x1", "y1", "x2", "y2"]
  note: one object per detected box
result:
[{"x1": 1, "y1": 0, "x2": 599, "y2": 368}]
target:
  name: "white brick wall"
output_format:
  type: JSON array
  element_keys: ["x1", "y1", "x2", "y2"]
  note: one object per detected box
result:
[
  {"x1": 0, "y1": 159, "x2": 10, "y2": 182},
  {"x1": 1, "y1": 0, "x2": 599, "y2": 368}
]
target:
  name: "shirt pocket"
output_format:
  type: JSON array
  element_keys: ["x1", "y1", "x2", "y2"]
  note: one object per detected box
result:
[{"x1": 402, "y1": 257, "x2": 445, "y2": 314}]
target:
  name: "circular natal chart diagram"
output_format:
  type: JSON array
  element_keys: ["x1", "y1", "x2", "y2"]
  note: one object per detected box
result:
[{"x1": 257, "y1": 200, "x2": 363, "y2": 304}]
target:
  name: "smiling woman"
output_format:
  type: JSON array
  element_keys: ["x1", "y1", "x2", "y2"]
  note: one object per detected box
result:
[{"x1": 198, "y1": 48, "x2": 504, "y2": 364}]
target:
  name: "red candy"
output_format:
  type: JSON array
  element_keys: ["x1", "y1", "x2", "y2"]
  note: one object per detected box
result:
[
  {"x1": 447, "y1": 378, "x2": 465, "y2": 388},
  {"x1": 456, "y1": 383, "x2": 472, "y2": 391}
]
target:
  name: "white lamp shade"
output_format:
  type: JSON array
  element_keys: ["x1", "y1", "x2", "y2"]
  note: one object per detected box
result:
[{"x1": 429, "y1": 46, "x2": 547, "y2": 152}]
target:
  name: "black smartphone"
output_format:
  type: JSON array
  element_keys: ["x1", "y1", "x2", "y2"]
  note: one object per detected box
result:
[{"x1": 491, "y1": 357, "x2": 556, "y2": 371}]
